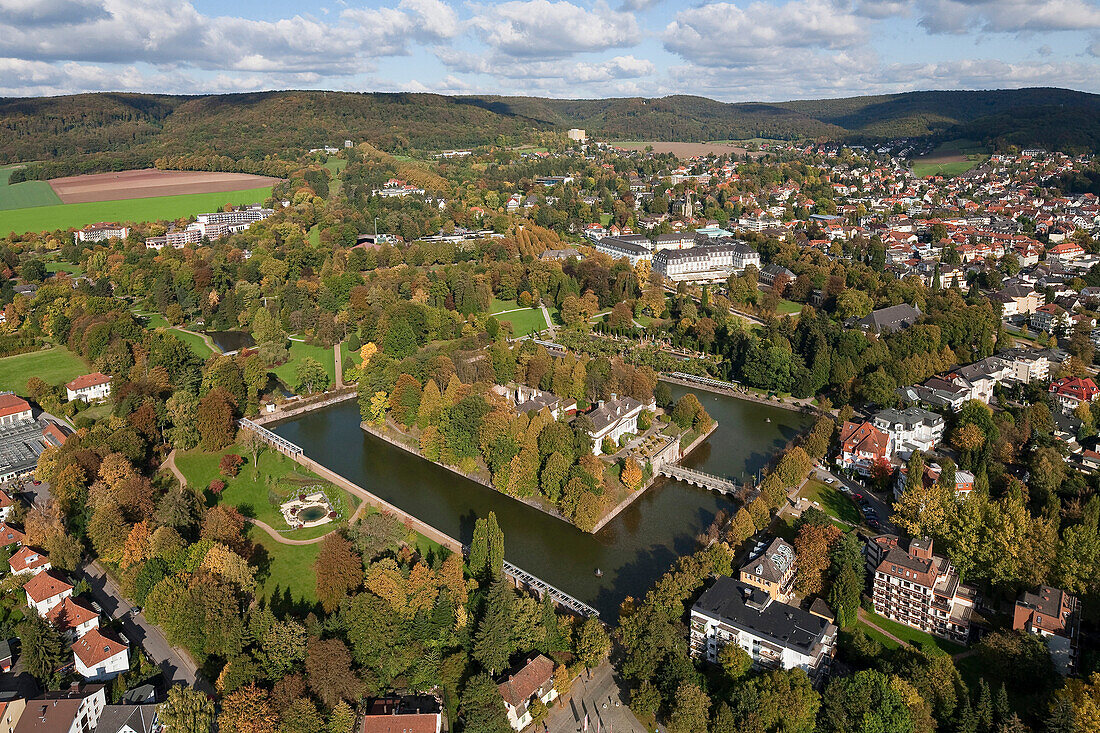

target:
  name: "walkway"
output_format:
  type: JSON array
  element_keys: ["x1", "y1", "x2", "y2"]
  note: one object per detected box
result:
[
  {"x1": 172, "y1": 326, "x2": 220, "y2": 354},
  {"x1": 334, "y1": 343, "x2": 343, "y2": 389},
  {"x1": 657, "y1": 464, "x2": 740, "y2": 496},
  {"x1": 544, "y1": 658, "x2": 648, "y2": 733},
  {"x1": 857, "y1": 608, "x2": 910, "y2": 648},
  {"x1": 540, "y1": 302, "x2": 557, "y2": 338}
]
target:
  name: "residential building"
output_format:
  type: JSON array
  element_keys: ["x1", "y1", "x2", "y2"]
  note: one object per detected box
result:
[
  {"x1": 72, "y1": 628, "x2": 129, "y2": 681},
  {"x1": 866, "y1": 535, "x2": 977, "y2": 644},
  {"x1": 585, "y1": 394, "x2": 654, "y2": 455},
  {"x1": 1050, "y1": 376, "x2": 1100, "y2": 412},
  {"x1": 1013, "y1": 585, "x2": 1080, "y2": 675},
  {"x1": 14, "y1": 684, "x2": 106, "y2": 733},
  {"x1": 856, "y1": 304, "x2": 921, "y2": 333},
  {"x1": 74, "y1": 223, "x2": 129, "y2": 243},
  {"x1": 738, "y1": 537, "x2": 796, "y2": 602},
  {"x1": 0, "y1": 698, "x2": 24, "y2": 733},
  {"x1": 360, "y1": 696, "x2": 443, "y2": 733},
  {"x1": 566, "y1": 129, "x2": 586, "y2": 142},
  {"x1": 45, "y1": 596, "x2": 100, "y2": 641},
  {"x1": 65, "y1": 374, "x2": 111, "y2": 403},
  {"x1": 497, "y1": 655, "x2": 558, "y2": 731},
  {"x1": 871, "y1": 407, "x2": 945, "y2": 458},
  {"x1": 997, "y1": 348, "x2": 1050, "y2": 384},
  {"x1": 93, "y1": 705, "x2": 159, "y2": 733},
  {"x1": 9, "y1": 546, "x2": 50, "y2": 576},
  {"x1": 758, "y1": 264, "x2": 795, "y2": 291},
  {"x1": 0, "y1": 490, "x2": 12, "y2": 523},
  {"x1": 493, "y1": 384, "x2": 576, "y2": 420},
  {"x1": 0, "y1": 395, "x2": 31, "y2": 426},
  {"x1": 894, "y1": 463, "x2": 975, "y2": 501},
  {"x1": 899, "y1": 376, "x2": 970, "y2": 412},
  {"x1": 0, "y1": 523, "x2": 25, "y2": 547},
  {"x1": 593, "y1": 236, "x2": 652, "y2": 267},
  {"x1": 1031, "y1": 304, "x2": 1070, "y2": 335},
  {"x1": 0, "y1": 640, "x2": 11, "y2": 673},
  {"x1": 689, "y1": 577, "x2": 836, "y2": 676},
  {"x1": 837, "y1": 421, "x2": 893, "y2": 475},
  {"x1": 24, "y1": 570, "x2": 73, "y2": 616}
]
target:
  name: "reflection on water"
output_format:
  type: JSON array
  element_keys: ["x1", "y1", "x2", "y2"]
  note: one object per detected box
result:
[
  {"x1": 206, "y1": 330, "x2": 255, "y2": 353},
  {"x1": 272, "y1": 384, "x2": 811, "y2": 618}
]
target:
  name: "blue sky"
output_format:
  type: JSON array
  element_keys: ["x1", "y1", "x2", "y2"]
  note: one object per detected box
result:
[{"x1": 1, "y1": 0, "x2": 1099, "y2": 100}]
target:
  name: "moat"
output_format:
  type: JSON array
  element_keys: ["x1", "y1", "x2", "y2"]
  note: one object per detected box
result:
[{"x1": 271, "y1": 383, "x2": 812, "y2": 618}]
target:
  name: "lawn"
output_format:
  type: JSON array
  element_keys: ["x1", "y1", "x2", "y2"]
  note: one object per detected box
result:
[
  {"x1": 911, "y1": 157, "x2": 986, "y2": 178},
  {"x1": 174, "y1": 443, "x2": 360, "y2": 541},
  {"x1": 0, "y1": 180, "x2": 62, "y2": 211},
  {"x1": 495, "y1": 308, "x2": 549, "y2": 338},
  {"x1": 599, "y1": 213, "x2": 612, "y2": 226},
  {"x1": 0, "y1": 186, "x2": 273, "y2": 236},
  {"x1": 799, "y1": 479, "x2": 861, "y2": 525},
  {"x1": 250, "y1": 529, "x2": 322, "y2": 604},
  {"x1": 860, "y1": 609, "x2": 968, "y2": 656},
  {"x1": 132, "y1": 310, "x2": 169, "y2": 329},
  {"x1": 167, "y1": 328, "x2": 215, "y2": 358},
  {"x1": 273, "y1": 341, "x2": 337, "y2": 390},
  {"x1": 46, "y1": 260, "x2": 82, "y2": 276},
  {"x1": 0, "y1": 346, "x2": 87, "y2": 393},
  {"x1": 777, "y1": 299, "x2": 803, "y2": 315}
]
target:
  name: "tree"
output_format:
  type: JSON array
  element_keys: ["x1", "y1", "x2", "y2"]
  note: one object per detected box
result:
[
  {"x1": 196, "y1": 387, "x2": 237, "y2": 451},
  {"x1": 252, "y1": 307, "x2": 288, "y2": 365},
  {"x1": 460, "y1": 673, "x2": 511, "y2": 733},
  {"x1": 279, "y1": 699, "x2": 325, "y2": 733},
  {"x1": 158, "y1": 685, "x2": 216, "y2": 733},
  {"x1": 368, "y1": 391, "x2": 388, "y2": 425},
  {"x1": 621, "y1": 456, "x2": 643, "y2": 491},
  {"x1": 717, "y1": 642, "x2": 752, "y2": 681},
  {"x1": 305, "y1": 638, "x2": 361, "y2": 709},
  {"x1": 218, "y1": 684, "x2": 278, "y2": 733},
  {"x1": 17, "y1": 614, "x2": 66, "y2": 688},
  {"x1": 575, "y1": 617, "x2": 610, "y2": 667},
  {"x1": 314, "y1": 533, "x2": 362, "y2": 613},
  {"x1": 219, "y1": 453, "x2": 244, "y2": 477},
  {"x1": 294, "y1": 356, "x2": 329, "y2": 395},
  {"x1": 819, "y1": 670, "x2": 914, "y2": 733},
  {"x1": 829, "y1": 560, "x2": 861, "y2": 630},
  {"x1": 327, "y1": 701, "x2": 357, "y2": 733},
  {"x1": 473, "y1": 577, "x2": 515, "y2": 674},
  {"x1": 668, "y1": 683, "x2": 710, "y2": 733},
  {"x1": 794, "y1": 522, "x2": 842, "y2": 596},
  {"x1": 241, "y1": 429, "x2": 267, "y2": 468},
  {"x1": 469, "y1": 512, "x2": 504, "y2": 583}
]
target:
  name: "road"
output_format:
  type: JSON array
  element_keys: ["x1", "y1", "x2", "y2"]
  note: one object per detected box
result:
[
  {"x1": 811, "y1": 465, "x2": 897, "y2": 534},
  {"x1": 17, "y1": 474, "x2": 213, "y2": 694},
  {"x1": 544, "y1": 659, "x2": 651, "y2": 733}
]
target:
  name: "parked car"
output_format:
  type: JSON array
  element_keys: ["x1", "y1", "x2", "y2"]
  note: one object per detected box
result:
[{"x1": 824, "y1": 477, "x2": 836, "y2": 484}]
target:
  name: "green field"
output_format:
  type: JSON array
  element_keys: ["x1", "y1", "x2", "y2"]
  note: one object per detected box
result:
[
  {"x1": 489, "y1": 299, "x2": 551, "y2": 337},
  {"x1": 273, "y1": 341, "x2": 337, "y2": 390},
  {"x1": 859, "y1": 610, "x2": 968, "y2": 656},
  {"x1": 911, "y1": 140, "x2": 989, "y2": 178},
  {"x1": 167, "y1": 328, "x2": 214, "y2": 358},
  {"x1": 0, "y1": 346, "x2": 88, "y2": 393},
  {"x1": 0, "y1": 186, "x2": 273, "y2": 236},
  {"x1": 46, "y1": 261, "x2": 82, "y2": 276},
  {"x1": 250, "y1": 529, "x2": 322, "y2": 604},
  {"x1": 798, "y1": 479, "x2": 861, "y2": 525},
  {"x1": 0, "y1": 180, "x2": 62, "y2": 211},
  {"x1": 777, "y1": 299, "x2": 803, "y2": 315},
  {"x1": 132, "y1": 310, "x2": 169, "y2": 329},
  {"x1": 174, "y1": 443, "x2": 359, "y2": 540}
]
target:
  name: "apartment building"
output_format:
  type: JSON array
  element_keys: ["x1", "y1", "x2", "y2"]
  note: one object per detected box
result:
[
  {"x1": 837, "y1": 421, "x2": 893, "y2": 475},
  {"x1": 74, "y1": 223, "x2": 129, "y2": 243},
  {"x1": 1013, "y1": 585, "x2": 1080, "y2": 675},
  {"x1": 652, "y1": 241, "x2": 759, "y2": 283},
  {"x1": 593, "y1": 236, "x2": 653, "y2": 267},
  {"x1": 866, "y1": 535, "x2": 976, "y2": 644},
  {"x1": 738, "y1": 537, "x2": 796, "y2": 602},
  {"x1": 871, "y1": 407, "x2": 944, "y2": 458},
  {"x1": 689, "y1": 577, "x2": 836, "y2": 677}
]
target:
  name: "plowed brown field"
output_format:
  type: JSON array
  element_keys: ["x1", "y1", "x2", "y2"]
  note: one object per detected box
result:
[{"x1": 49, "y1": 169, "x2": 283, "y2": 203}]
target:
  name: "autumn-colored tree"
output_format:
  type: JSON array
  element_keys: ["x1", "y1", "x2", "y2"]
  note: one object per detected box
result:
[
  {"x1": 158, "y1": 685, "x2": 215, "y2": 733},
  {"x1": 728, "y1": 507, "x2": 757, "y2": 546},
  {"x1": 120, "y1": 520, "x2": 152, "y2": 569},
  {"x1": 315, "y1": 533, "x2": 363, "y2": 613},
  {"x1": 218, "y1": 684, "x2": 278, "y2": 733},
  {"x1": 794, "y1": 522, "x2": 843, "y2": 596},
  {"x1": 196, "y1": 387, "x2": 237, "y2": 451},
  {"x1": 200, "y1": 505, "x2": 247, "y2": 554},
  {"x1": 621, "y1": 457, "x2": 643, "y2": 491},
  {"x1": 51, "y1": 462, "x2": 88, "y2": 514},
  {"x1": 305, "y1": 638, "x2": 361, "y2": 709},
  {"x1": 388, "y1": 374, "x2": 423, "y2": 427},
  {"x1": 200, "y1": 543, "x2": 256, "y2": 590},
  {"x1": 359, "y1": 342, "x2": 378, "y2": 364},
  {"x1": 219, "y1": 453, "x2": 244, "y2": 477},
  {"x1": 368, "y1": 391, "x2": 388, "y2": 425}
]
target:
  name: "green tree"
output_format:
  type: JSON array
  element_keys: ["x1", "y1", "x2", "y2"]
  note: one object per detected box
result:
[
  {"x1": 252, "y1": 307, "x2": 288, "y2": 365},
  {"x1": 473, "y1": 577, "x2": 515, "y2": 675},
  {"x1": 158, "y1": 685, "x2": 215, "y2": 733},
  {"x1": 196, "y1": 387, "x2": 237, "y2": 451},
  {"x1": 460, "y1": 673, "x2": 511, "y2": 733},
  {"x1": 17, "y1": 614, "x2": 66, "y2": 689},
  {"x1": 575, "y1": 617, "x2": 610, "y2": 668},
  {"x1": 668, "y1": 682, "x2": 710, "y2": 733},
  {"x1": 294, "y1": 356, "x2": 329, "y2": 395},
  {"x1": 819, "y1": 670, "x2": 914, "y2": 733},
  {"x1": 717, "y1": 643, "x2": 752, "y2": 682}
]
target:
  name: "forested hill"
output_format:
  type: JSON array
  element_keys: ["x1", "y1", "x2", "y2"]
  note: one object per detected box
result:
[{"x1": 1, "y1": 87, "x2": 1098, "y2": 167}]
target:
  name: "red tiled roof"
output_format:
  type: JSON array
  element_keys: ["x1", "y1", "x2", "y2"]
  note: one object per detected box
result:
[
  {"x1": 360, "y1": 713, "x2": 439, "y2": 733},
  {"x1": 66, "y1": 373, "x2": 111, "y2": 391},
  {"x1": 9, "y1": 545, "x2": 49, "y2": 573},
  {"x1": 24, "y1": 569, "x2": 72, "y2": 603},
  {"x1": 0, "y1": 523, "x2": 25, "y2": 545},
  {"x1": 0, "y1": 394, "x2": 30, "y2": 420},
  {"x1": 1049, "y1": 377, "x2": 1099, "y2": 402},
  {"x1": 839, "y1": 421, "x2": 891, "y2": 458},
  {"x1": 498, "y1": 655, "x2": 555, "y2": 709},
  {"x1": 72, "y1": 628, "x2": 126, "y2": 668},
  {"x1": 45, "y1": 596, "x2": 98, "y2": 633},
  {"x1": 0, "y1": 490, "x2": 11, "y2": 509},
  {"x1": 42, "y1": 423, "x2": 69, "y2": 446}
]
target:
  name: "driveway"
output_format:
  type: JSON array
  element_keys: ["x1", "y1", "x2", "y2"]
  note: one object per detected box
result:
[{"x1": 544, "y1": 659, "x2": 651, "y2": 733}]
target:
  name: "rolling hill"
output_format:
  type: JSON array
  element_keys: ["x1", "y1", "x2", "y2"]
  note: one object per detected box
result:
[{"x1": 0, "y1": 87, "x2": 1097, "y2": 168}]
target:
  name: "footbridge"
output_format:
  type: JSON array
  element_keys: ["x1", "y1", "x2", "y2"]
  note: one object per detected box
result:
[
  {"x1": 658, "y1": 464, "x2": 740, "y2": 496},
  {"x1": 239, "y1": 418, "x2": 303, "y2": 458},
  {"x1": 503, "y1": 558, "x2": 599, "y2": 618}
]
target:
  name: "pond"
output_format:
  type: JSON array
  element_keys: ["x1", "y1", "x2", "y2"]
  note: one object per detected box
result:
[
  {"x1": 206, "y1": 330, "x2": 255, "y2": 353},
  {"x1": 272, "y1": 384, "x2": 812, "y2": 618},
  {"x1": 299, "y1": 506, "x2": 327, "y2": 522}
]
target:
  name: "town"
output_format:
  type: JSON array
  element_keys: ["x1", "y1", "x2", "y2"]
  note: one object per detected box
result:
[{"x1": 0, "y1": 113, "x2": 1097, "y2": 733}]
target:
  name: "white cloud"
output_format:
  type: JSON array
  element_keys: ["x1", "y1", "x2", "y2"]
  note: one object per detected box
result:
[
  {"x1": 0, "y1": 0, "x2": 107, "y2": 26},
  {"x1": 916, "y1": 0, "x2": 1100, "y2": 34},
  {"x1": 469, "y1": 0, "x2": 641, "y2": 58}
]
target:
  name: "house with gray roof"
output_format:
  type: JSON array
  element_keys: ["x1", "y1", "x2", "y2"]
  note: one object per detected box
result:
[{"x1": 856, "y1": 303, "x2": 922, "y2": 333}]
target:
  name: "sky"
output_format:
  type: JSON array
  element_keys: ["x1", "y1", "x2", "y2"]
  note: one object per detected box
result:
[{"x1": 1, "y1": 0, "x2": 1100, "y2": 101}]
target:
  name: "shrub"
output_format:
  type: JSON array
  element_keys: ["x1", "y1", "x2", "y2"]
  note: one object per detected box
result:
[
  {"x1": 209, "y1": 479, "x2": 226, "y2": 494},
  {"x1": 219, "y1": 453, "x2": 244, "y2": 477}
]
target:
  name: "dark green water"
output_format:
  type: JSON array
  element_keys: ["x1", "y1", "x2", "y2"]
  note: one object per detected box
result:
[{"x1": 272, "y1": 384, "x2": 811, "y2": 618}]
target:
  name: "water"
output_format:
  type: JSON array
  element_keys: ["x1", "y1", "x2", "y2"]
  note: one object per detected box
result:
[
  {"x1": 206, "y1": 330, "x2": 255, "y2": 353},
  {"x1": 271, "y1": 384, "x2": 811, "y2": 618},
  {"x1": 300, "y1": 506, "x2": 327, "y2": 522}
]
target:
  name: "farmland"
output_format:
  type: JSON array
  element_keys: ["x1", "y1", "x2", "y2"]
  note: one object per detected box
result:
[
  {"x1": 0, "y1": 166, "x2": 62, "y2": 211},
  {"x1": 0, "y1": 186, "x2": 273, "y2": 236},
  {"x1": 911, "y1": 139, "x2": 988, "y2": 178},
  {"x1": 47, "y1": 169, "x2": 281, "y2": 204}
]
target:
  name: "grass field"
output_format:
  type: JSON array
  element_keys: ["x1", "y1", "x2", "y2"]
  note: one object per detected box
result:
[
  {"x1": 273, "y1": 341, "x2": 337, "y2": 390},
  {"x1": 174, "y1": 443, "x2": 359, "y2": 539},
  {"x1": 777, "y1": 299, "x2": 803, "y2": 315},
  {"x1": 859, "y1": 609, "x2": 968, "y2": 656},
  {"x1": 0, "y1": 346, "x2": 87, "y2": 393},
  {"x1": 489, "y1": 298, "x2": 551, "y2": 337},
  {"x1": 912, "y1": 139, "x2": 989, "y2": 178},
  {"x1": 132, "y1": 310, "x2": 169, "y2": 329},
  {"x1": 250, "y1": 529, "x2": 322, "y2": 604},
  {"x1": 167, "y1": 328, "x2": 215, "y2": 358},
  {"x1": 0, "y1": 186, "x2": 273, "y2": 235},
  {"x1": 0, "y1": 180, "x2": 62, "y2": 211},
  {"x1": 798, "y1": 479, "x2": 860, "y2": 525},
  {"x1": 46, "y1": 260, "x2": 82, "y2": 276}
]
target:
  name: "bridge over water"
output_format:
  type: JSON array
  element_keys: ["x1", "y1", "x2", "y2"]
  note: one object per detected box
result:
[{"x1": 658, "y1": 464, "x2": 741, "y2": 497}]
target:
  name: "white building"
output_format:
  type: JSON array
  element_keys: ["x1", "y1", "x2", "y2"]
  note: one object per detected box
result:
[
  {"x1": 653, "y1": 241, "x2": 759, "y2": 283},
  {"x1": 689, "y1": 577, "x2": 836, "y2": 676},
  {"x1": 497, "y1": 655, "x2": 558, "y2": 731},
  {"x1": 18, "y1": 684, "x2": 107, "y2": 733},
  {"x1": 0, "y1": 394, "x2": 32, "y2": 426},
  {"x1": 8, "y1": 546, "x2": 50, "y2": 576},
  {"x1": 66, "y1": 373, "x2": 112, "y2": 403},
  {"x1": 72, "y1": 628, "x2": 129, "y2": 681},
  {"x1": 871, "y1": 407, "x2": 945, "y2": 458},
  {"x1": 586, "y1": 394, "x2": 654, "y2": 455},
  {"x1": 45, "y1": 596, "x2": 100, "y2": 641},
  {"x1": 74, "y1": 223, "x2": 130, "y2": 243},
  {"x1": 593, "y1": 236, "x2": 652, "y2": 267},
  {"x1": 567, "y1": 128, "x2": 587, "y2": 142},
  {"x1": 24, "y1": 569, "x2": 73, "y2": 616}
]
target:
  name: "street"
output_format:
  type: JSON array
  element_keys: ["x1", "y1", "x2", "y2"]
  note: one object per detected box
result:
[
  {"x1": 811, "y1": 466, "x2": 897, "y2": 534},
  {"x1": 14, "y1": 476, "x2": 213, "y2": 694},
  {"x1": 544, "y1": 660, "x2": 651, "y2": 733}
]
